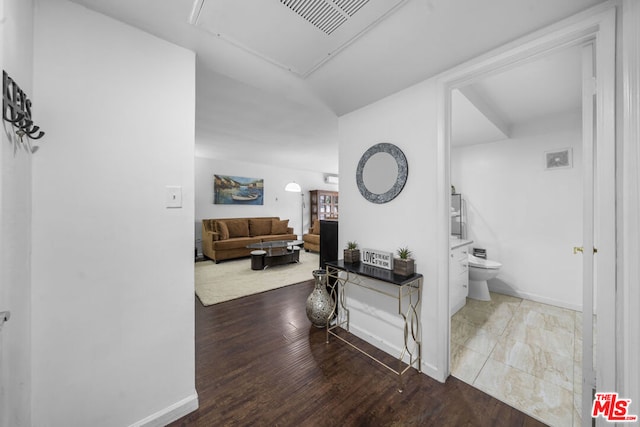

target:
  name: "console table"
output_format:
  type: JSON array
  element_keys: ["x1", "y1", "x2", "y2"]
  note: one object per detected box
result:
[{"x1": 324, "y1": 260, "x2": 422, "y2": 392}]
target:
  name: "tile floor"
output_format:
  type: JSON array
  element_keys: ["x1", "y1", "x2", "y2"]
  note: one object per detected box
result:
[{"x1": 450, "y1": 292, "x2": 583, "y2": 427}]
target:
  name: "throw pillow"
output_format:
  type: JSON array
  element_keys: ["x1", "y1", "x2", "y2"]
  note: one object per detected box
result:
[
  {"x1": 311, "y1": 219, "x2": 320, "y2": 234},
  {"x1": 271, "y1": 219, "x2": 289, "y2": 234},
  {"x1": 226, "y1": 219, "x2": 250, "y2": 238},
  {"x1": 217, "y1": 221, "x2": 230, "y2": 240},
  {"x1": 249, "y1": 218, "x2": 272, "y2": 236}
]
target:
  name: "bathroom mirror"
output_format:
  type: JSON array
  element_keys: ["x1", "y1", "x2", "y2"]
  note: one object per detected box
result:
[{"x1": 356, "y1": 142, "x2": 408, "y2": 204}]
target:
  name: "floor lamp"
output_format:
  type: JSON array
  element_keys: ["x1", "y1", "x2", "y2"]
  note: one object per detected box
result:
[{"x1": 285, "y1": 182, "x2": 305, "y2": 238}]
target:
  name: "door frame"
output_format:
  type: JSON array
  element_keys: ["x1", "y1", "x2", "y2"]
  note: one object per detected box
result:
[
  {"x1": 619, "y1": 0, "x2": 640, "y2": 415},
  {"x1": 434, "y1": 0, "x2": 617, "y2": 414}
]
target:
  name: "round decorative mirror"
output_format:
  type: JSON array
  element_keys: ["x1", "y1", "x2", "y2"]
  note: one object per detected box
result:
[{"x1": 356, "y1": 143, "x2": 408, "y2": 204}]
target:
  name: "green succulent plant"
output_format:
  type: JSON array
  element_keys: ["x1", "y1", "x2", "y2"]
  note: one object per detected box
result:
[
  {"x1": 346, "y1": 241, "x2": 359, "y2": 250},
  {"x1": 396, "y1": 247, "x2": 412, "y2": 260}
]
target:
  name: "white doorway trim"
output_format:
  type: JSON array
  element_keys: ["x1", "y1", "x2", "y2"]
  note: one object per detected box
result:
[
  {"x1": 619, "y1": 0, "x2": 640, "y2": 415},
  {"x1": 434, "y1": 1, "x2": 618, "y2": 416}
]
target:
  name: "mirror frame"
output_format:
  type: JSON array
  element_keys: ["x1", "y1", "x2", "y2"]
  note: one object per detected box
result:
[{"x1": 356, "y1": 142, "x2": 408, "y2": 204}]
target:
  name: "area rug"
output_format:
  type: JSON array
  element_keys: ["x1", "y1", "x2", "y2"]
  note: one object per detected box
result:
[{"x1": 195, "y1": 251, "x2": 320, "y2": 306}]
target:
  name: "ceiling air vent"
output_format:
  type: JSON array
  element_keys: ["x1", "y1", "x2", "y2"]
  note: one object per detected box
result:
[
  {"x1": 333, "y1": 0, "x2": 370, "y2": 17},
  {"x1": 280, "y1": 0, "x2": 371, "y2": 35}
]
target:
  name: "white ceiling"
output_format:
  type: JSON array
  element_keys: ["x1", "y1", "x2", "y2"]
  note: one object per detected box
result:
[
  {"x1": 192, "y1": 0, "x2": 409, "y2": 77},
  {"x1": 452, "y1": 89, "x2": 509, "y2": 147},
  {"x1": 194, "y1": 66, "x2": 339, "y2": 171},
  {"x1": 452, "y1": 44, "x2": 583, "y2": 146},
  {"x1": 67, "y1": 0, "x2": 603, "y2": 173}
]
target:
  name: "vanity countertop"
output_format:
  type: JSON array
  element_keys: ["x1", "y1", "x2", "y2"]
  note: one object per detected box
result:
[{"x1": 450, "y1": 238, "x2": 473, "y2": 250}]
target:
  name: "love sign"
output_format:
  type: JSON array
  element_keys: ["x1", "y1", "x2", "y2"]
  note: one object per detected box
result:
[{"x1": 361, "y1": 248, "x2": 394, "y2": 270}]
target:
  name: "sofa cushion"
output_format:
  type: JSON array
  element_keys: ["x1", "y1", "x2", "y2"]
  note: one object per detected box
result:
[
  {"x1": 212, "y1": 236, "x2": 260, "y2": 250},
  {"x1": 310, "y1": 219, "x2": 320, "y2": 234},
  {"x1": 271, "y1": 219, "x2": 289, "y2": 234},
  {"x1": 261, "y1": 234, "x2": 298, "y2": 243},
  {"x1": 217, "y1": 221, "x2": 230, "y2": 240},
  {"x1": 304, "y1": 234, "x2": 320, "y2": 245},
  {"x1": 225, "y1": 219, "x2": 250, "y2": 238},
  {"x1": 249, "y1": 218, "x2": 273, "y2": 237}
]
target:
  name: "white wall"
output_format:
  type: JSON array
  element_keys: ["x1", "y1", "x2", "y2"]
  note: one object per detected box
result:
[
  {"x1": 0, "y1": 0, "x2": 33, "y2": 425},
  {"x1": 195, "y1": 156, "x2": 338, "y2": 246},
  {"x1": 31, "y1": 1, "x2": 196, "y2": 426},
  {"x1": 339, "y1": 83, "x2": 583, "y2": 380},
  {"x1": 451, "y1": 112, "x2": 583, "y2": 309},
  {"x1": 339, "y1": 79, "x2": 442, "y2": 378}
]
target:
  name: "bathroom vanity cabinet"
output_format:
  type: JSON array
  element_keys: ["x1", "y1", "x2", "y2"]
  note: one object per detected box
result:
[{"x1": 450, "y1": 241, "x2": 471, "y2": 314}]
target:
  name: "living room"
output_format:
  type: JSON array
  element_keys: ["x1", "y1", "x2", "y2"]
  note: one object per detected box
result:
[
  {"x1": 3, "y1": 1, "x2": 640, "y2": 426},
  {"x1": 194, "y1": 157, "x2": 338, "y2": 260}
]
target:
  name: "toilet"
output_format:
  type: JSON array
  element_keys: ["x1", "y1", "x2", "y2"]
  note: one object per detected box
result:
[{"x1": 467, "y1": 254, "x2": 502, "y2": 301}]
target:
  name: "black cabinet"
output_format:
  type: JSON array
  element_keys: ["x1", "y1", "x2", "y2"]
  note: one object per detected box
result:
[
  {"x1": 319, "y1": 220, "x2": 338, "y2": 269},
  {"x1": 320, "y1": 220, "x2": 339, "y2": 314}
]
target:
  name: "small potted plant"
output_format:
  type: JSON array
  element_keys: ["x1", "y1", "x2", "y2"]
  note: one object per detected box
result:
[
  {"x1": 344, "y1": 241, "x2": 360, "y2": 263},
  {"x1": 394, "y1": 246, "x2": 415, "y2": 276}
]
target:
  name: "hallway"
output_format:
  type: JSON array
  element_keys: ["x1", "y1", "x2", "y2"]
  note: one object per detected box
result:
[{"x1": 171, "y1": 282, "x2": 545, "y2": 426}]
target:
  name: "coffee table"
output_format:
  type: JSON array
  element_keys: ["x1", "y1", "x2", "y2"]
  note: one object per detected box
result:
[{"x1": 247, "y1": 240, "x2": 304, "y2": 270}]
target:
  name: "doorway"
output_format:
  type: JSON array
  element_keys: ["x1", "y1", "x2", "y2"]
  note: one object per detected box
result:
[
  {"x1": 447, "y1": 43, "x2": 585, "y2": 426},
  {"x1": 436, "y1": 6, "x2": 616, "y2": 426}
]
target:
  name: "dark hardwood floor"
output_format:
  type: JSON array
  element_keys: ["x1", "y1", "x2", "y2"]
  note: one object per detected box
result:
[{"x1": 170, "y1": 281, "x2": 546, "y2": 427}]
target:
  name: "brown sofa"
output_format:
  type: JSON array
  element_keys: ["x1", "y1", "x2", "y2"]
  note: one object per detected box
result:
[
  {"x1": 302, "y1": 220, "x2": 320, "y2": 253},
  {"x1": 201, "y1": 217, "x2": 297, "y2": 263}
]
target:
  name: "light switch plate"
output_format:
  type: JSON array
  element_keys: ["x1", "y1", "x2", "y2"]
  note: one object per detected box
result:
[{"x1": 165, "y1": 186, "x2": 182, "y2": 208}]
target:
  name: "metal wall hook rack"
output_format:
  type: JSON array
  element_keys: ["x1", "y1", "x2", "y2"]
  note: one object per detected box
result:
[{"x1": 3, "y1": 70, "x2": 45, "y2": 144}]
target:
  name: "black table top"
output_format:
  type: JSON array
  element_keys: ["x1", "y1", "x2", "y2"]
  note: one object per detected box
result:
[{"x1": 325, "y1": 260, "x2": 422, "y2": 286}]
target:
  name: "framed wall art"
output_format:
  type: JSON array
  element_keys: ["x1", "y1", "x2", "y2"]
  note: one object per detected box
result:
[{"x1": 214, "y1": 175, "x2": 264, "y2": 205}]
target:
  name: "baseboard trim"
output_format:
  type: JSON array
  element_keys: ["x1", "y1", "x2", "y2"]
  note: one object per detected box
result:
[
  {"x1": 345, "y1": 324, "x2": 448, "y2": 382},
  {"x1": 129, "y1": 392, "x2": 199, "y2": 427},
  {"x1": 488, "y1": 284, "x2": 582, "y2": 312},
  {"x1": 346, "y1": 302, "x2": 445, "y2": 382},
  {"x1": 421, "y1": 360, "x2": 445, "y2": 383},
  {"x1": 347, "y1": 324, "x2": 405, "y2": 363}
]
